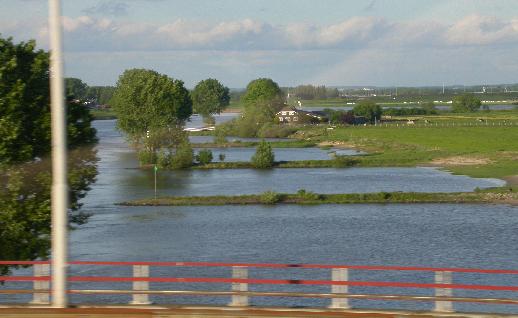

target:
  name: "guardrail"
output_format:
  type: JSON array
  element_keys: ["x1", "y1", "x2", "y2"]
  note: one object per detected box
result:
[{"x1": 1, "y1": 261, "x2": 517, "y2": 312}]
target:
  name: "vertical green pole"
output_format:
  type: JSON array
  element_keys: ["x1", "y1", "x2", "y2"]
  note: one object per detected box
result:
[{"x1": 154, "y1": 165, "x2": 157, "y2": 200}]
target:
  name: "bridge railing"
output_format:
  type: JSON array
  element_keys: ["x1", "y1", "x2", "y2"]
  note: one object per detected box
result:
[{"x1": 1, "y1": 261, "x2": 517, "y2": 312}]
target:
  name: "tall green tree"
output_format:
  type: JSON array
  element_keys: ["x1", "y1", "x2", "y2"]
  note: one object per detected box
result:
[
  {"x1": 452, "y1": 94, "x2": 481, "y2": 113},
  {"x1": 65, "y1": 77, "x2": 88, "y2": 100},
  {"x1": 232, "y1": 78, "x2": 284, "y2": 137},
  {"x1": 191, "y1": 78, "x2": 230, "y2": 123},
  {"x1": 111, "y1": 69, "x2": 192, "y2": 149},
  {"x1": 241, "y1": 78, "x2": 282, "y2": 107},
  {"x1": 251, "y1": 140, "x2": 275, "y2": 168},
  {"x1": 352, "y1": 100, "x2": 382, "y2": 124},
  {"x1": 0, "y1": 36, "x2": 98, "y2": 272},
  {"x1": 0, "y1": 37, "x2": 51, "y2": 163}
]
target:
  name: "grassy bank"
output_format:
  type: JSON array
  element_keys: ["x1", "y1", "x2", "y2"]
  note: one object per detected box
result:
[
  {"x1": 192, "y1": 140, "x2": 317, "y2": 148},
  {"x1": 309, "y1": 124, "x2": 518, "y2": 180},
  {"x1": 91, "y1": 109, "x2": 117, "y2": 120},
  {"x1": 192, "y1": 157, "x2": 357, "y2": 169},
  {"x1": 120, "y1": 188, "x2": 517, "y2": 206}
]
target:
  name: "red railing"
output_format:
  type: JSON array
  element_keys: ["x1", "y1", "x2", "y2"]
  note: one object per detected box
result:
[{"x1": 1, "y1": 260, "x2": 517, "y2": 312}]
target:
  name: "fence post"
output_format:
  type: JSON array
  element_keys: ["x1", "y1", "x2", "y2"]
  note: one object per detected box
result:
[
  {"x1": 330, "y1": 268, "x2": 349, "y2": 309},
  {"x1": 30, "y1": 264, "x2": 50, "y2": 304},
  {"x1": 229, "y1": 266, "x2": 248, "y2": 307},
  {"x1": 130, "y1": 265, "x2": 151, "y2": 305},
  {"x1": 434, "y1": 271, "x2": 453, "y2": 312}
]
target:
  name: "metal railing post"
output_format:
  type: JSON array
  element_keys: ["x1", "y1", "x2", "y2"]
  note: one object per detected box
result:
[
  {"x1": 30, "y1": 264, "x2": 50, "y2": 304},
  {"x1": 329, "y1": 268, "x2": 349, "y2": 309},
  {"x1": 434, "y1": 271, "x2": 453, "y2": 312},
  {"x1": 130, "y1": 265, "x2": 151, "y2": 305},
  {"x1": 229, "y1": 266, "x2": 248, "y2": 306}
]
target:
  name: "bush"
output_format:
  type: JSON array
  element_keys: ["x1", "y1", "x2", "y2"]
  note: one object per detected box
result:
[
  {"x1": 260, "y1": 191, "x2": 282, "y2": 204},
  {"x1": 157, "y1": 149, "x2": 172, "y2": 168},
  {"x1": 138, "y1": 149, "x2": 157, "y2": 165},
  {"x1": 219, "y1": 153, "x2": 226, "y2": 162},
  {"x1": 252, "y1": 140, "x2": 275, "y2": 168},
  {"x1": 195, "y1": 149, "x2": 213, "y2": 165},
  {"x1": 170, "y1": 142, "x2": 193, "y2": 169}
]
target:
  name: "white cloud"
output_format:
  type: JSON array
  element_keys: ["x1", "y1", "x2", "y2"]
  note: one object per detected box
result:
[
  {"x1": 5, "y1": 14, "x2": 518, "y2": 52},
  {"x1": 444, "y1": 15, "x2": 518, "y2": 45}
]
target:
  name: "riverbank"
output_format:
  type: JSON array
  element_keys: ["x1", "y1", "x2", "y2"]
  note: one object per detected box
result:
[{"x1": 119, "y1": 188, "x2": 518, "y2": 206}]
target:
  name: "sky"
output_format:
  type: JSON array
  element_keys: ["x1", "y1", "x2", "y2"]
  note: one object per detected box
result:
[{"x1": 2, "y1": 0, "x2": 518, "y2": 88}]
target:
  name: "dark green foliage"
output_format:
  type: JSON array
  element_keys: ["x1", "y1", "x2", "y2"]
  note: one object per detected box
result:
[
  {"x1": 223, "y1": 78, "x2": 286, "y2": 137},
  {"x1": 67, "y1": 98, "x2": 98, "y2": 146},
  {"x1": 452, "y1": 94, "x2": 482, "y2": 112},
  {"x1": 352, "y1": 100, "x2": 382, "y2": 123},
  {"x1": 65, "y1": 77, "x2": 88, "y2": 100},
  {"x1": 0, "y1": 36, "x2": 98, "y2": 270},
  {"x1": 170, "y1": 142, "x2": 193, "y2": 169},
  {"x1": 218, "y1": 153, "x2": 226, "y2": 162},
  {"x1": 85, "y1": 86, "x2": 116, "y2": 105},
  {"x1": 322, "y1": 109, "x2": 355, "y2": 124},
  {"x1": 251, "y1": 140, "x2": 275, "y2": 168},
  {"x1": 195, "y1": 149, "x2": 213, "y2": 165},
  {"x1": 0, "y1": 37, "x2": 51, "y2": 163},
  {"x1": 241, "y1": 78, "x2": 282, "y2": 106},
  {"x1": 138, "y1": 149, "x2": 157, "y2": 165},
  {"x1": 111, "y1": 69, "x2": 192, "y2": 146},
  {"x1": 191, "y1": 78, "x2": 230, "y2": 120}
]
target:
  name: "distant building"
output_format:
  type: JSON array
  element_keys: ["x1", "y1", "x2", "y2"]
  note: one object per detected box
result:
[{"x1": 275, "y1": 106, "x2": 324, "y2": 124}]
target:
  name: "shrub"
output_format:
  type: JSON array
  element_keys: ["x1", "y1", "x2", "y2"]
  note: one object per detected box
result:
[
  {"x1": 251, "y1": 140, "x2": 275, "y2": 168},
  {"x1": 260, "y1": 191, "x2": 282, "y2": 204},
  {"x1": 170, "y1": 142, "x2": 193, "y2": 169},
  {"x1": 157, "y1": 149, "x2": 172, "y2": 168},
  {"x1": 138, "y1": 149, "x2": 157, "y2": 165},
  {"x1": 218, "y1": 153, "x2": 226, "y2": 162},
  {"x1": 196, "y1": 149, "x2": 213, "y2": 165}
]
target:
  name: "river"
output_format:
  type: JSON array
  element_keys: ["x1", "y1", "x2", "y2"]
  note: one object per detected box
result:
[{"x1": 2, "y1": 119, "x2": 517, "y2": 313}]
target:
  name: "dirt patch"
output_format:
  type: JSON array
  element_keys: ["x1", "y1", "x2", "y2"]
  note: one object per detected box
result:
[
  {"x1": 318, "y1": 141, "x2": 357, "y2": 149},
  {"x1": 483, "y1": 192, "x2": 518, "y2": 206},
  {"x1": 503, "y1": 175, "x2": 518, "y2": 187},
  {"x1": 430, "y1": 156, "x2": 492, "y2": 166}
]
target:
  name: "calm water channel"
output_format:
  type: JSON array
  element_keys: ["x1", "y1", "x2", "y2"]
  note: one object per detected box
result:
[{"x1": 3, "y1": 119, "x2": 517, "y2": 313}]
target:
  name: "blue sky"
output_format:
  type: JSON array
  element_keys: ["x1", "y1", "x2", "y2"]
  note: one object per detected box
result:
[{"x1": 2, "y1": 0, "x2": 518, "y2": 88}]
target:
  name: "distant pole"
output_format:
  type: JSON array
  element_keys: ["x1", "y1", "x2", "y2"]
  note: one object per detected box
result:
[
  {"x1": 49, "y1": 0, "x2": 68, "y2": 308},
  {"x1": 154, "y1": 165, "x2": 158, "y2": 200}
]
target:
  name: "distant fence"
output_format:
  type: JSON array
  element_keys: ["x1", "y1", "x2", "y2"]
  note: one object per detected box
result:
[
  {"x1": 349, "y1": 121, "x2": 518, "y2": 128},
  {"x1": 1, "y1": 260, "x2": 517, "y2": 313}
]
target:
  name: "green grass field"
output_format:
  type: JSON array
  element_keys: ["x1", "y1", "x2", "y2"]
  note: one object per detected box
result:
[{"x1": 319, "y1": 125, "x2": 518, "y2": 180}]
